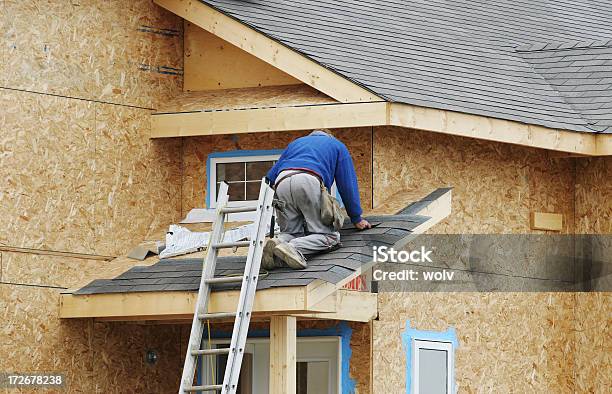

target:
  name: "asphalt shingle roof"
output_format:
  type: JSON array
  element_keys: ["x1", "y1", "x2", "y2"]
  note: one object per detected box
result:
[
  {"x1": 199, "y1": 0, "x2": 612, "y2": 133},
  {"x1": 74, "y1": 213, "x2": 428, "y2": 295}
]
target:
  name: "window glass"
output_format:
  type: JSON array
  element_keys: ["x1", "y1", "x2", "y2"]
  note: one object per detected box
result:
[
  {"x1": 217, "y1": 162, "x2": 245, "y2": 182},
  {"x1": 213, "y1": 158, "x2": 277, "y2": 204},
  {"x1": 246, "y1": 161, "x2": 274, "y2": 181},
  {"x1": 296, "y1": 361, "x2": 329, "y2": 394},
  {"x1": 418, "y1": 348, "x2": 448, "y2": 394}
]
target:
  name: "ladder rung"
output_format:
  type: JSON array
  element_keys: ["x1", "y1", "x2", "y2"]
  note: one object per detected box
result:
[
  {"x1": 199, "y1": 312, "x2": 237, "y2": 320},
  {"x1": 211, "y1": 240, "x2": 251, "y2": 249},
  {"x1": 191, "y1": 348, "x2": 231, "y2": 356},
  {"x1": 184, "y1": 384, "x2": 222, "y2": 392},
  {"x1": 205, "y1": 276, "x2": 243, "y2": 284},
  {"x1": 220, "y1": 206, "x2": 257, "y2": 214}
]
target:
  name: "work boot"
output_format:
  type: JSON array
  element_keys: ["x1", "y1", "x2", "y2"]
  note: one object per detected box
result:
[
  {"x1": 261, "y1": 238, "x2": 283, "y2": 270},
  {"x1": 273, "y1": 242, "x2": 307, "y2": 270}
]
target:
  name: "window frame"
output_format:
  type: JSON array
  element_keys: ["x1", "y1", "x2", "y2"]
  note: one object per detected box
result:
[
  {"x1": 412, "y1": 339, "x2": 454, "y2": 394},
  {"x1": 206, "y1": 150, "x2": 283, "y2": 209}
]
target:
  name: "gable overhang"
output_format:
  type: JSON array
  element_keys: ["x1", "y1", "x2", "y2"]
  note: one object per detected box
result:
[
  {"x1": 154, "y1": 0, "x2": 380, "y2": 103},
  {"x1": 151, "y1": 101, "x2": 612, "y2": 156}
]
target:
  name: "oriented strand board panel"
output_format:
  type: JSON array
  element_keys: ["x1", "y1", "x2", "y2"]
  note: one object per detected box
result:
[
  {"x1": 373, "y1": 293, "x2": 577, "y2": 393},
  {"x1": 184, "y1": 22, "x2": 300, "y2": 91},
  {"x1": 93, "y1": 103, "x2": 182, "y2": 256},
  {"x1": 0, "y1": 89, "x2": 97, "y2": 253},
  {"x1": 1, "y1": 0, "x2": 183, "y2": 109},
  {"x1": 373, "y1": 126, "x2": 576, "y2": 234},
  {"x1": 0, "y1": 284, "x2": 95, "y2": 392},
  {"x1": 575, "y1": 157, "x2": 612, "y2": 235},
  {"x1": 0, "y1": 89, "x2": 182, "y2": 257},
  {"x1": 181, "y1": 128, "x2": 373, "y2": 216},
  {"x1": 157, "y1": 84, "x2": 335, "y2": 113}
]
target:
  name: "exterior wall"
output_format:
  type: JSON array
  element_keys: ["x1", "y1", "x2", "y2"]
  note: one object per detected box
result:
[
  {"x1": 0, "y1": 1, "x2": 183, "y2": 392},
  {"x1": 371, "y1": 126, "x2": 610, "y2": 393},
  {"x1": 574, "y1": 157, "x2": 612, "y2": 392}
]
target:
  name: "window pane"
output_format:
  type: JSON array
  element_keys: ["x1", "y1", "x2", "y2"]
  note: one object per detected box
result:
[
  {"x1": 217, "y1": 162, "x2": 245, "y2": 182},
  {"x1": 218, "y1": 182, "x2": 245, "y2": 201},
  {"x1": 246, "y1": 181, "x2": 262, "y2": 200},
  {"x1": 246, "y1": 161, "x2": 275, "y2": 181},
  {"x1": 418, "y1": 348, "x2": 448, "y2": 394},
  {"x1": 296, "y1": 361, "x2": 329, "y2": 394}
]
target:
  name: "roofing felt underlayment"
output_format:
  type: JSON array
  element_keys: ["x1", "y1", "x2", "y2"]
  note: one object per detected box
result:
[{"x1": 198, "y1": 0, "x2": 612, "y2": 133}]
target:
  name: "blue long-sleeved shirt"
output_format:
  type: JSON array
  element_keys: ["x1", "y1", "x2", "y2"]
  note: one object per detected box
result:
[{"x1": 267, "y1": 130, "x2": 363, "y2": 223}]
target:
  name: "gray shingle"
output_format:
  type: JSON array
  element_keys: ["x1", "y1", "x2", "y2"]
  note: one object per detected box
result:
[{"x1": 200, "y1": 0, "x2": 612, "y2": 133}]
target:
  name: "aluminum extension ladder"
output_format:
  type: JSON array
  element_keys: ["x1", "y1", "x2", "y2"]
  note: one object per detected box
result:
[{"x1": 179, "y1": 179, "x2": 275, "y2": 393}]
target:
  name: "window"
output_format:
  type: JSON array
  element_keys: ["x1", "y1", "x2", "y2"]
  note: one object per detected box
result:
[
  {"x1": 198, "y1": 337, "x2": 340, "y2": 394},
  {"x1": 207, "y1": 150, "x2": 282, "y2": 208},
  {"x1": 412, "y1": 340, "x2": 454, "y2": 394}
]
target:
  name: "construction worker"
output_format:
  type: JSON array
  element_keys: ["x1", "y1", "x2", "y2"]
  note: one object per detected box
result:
[{"x1": 262, "y1": 129, "x2": 371, "y2": 270}]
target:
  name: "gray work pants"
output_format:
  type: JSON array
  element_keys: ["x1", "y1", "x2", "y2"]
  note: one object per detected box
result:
[{"x1": 274, "y1": 170, "x2": 340, "y2": 255}]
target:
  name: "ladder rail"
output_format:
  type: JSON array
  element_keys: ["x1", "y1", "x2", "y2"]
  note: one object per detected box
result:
[
  {"x1": 221, "y1": 181, "x2": 275, "y2": 393},
  {"x1": 178, "y1": 182, "x2": 231, "y2": 393}
]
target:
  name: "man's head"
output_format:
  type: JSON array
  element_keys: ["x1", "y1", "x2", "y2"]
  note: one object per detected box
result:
[{"x1": 310, "y1": 128, "x2": 335, "y2": 137}]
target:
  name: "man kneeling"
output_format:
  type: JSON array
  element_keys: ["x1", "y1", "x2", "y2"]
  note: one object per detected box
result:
[{"x1": 263, "y1": 130, "x2": 371, "y2": 270}]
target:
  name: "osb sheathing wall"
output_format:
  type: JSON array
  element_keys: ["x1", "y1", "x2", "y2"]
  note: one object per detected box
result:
[
  {"x1": 371, "y1": 126, "x2": 610, "y2": 393},
  {"x1": 181, "y1": 128, "x2": 374, "y2": 216},
  {"x1": 575, "y1": 157, "x2": 611, "y2": 393},
  {"x1": 1, "y1": 1, "x2": 184, "y2": 392}
]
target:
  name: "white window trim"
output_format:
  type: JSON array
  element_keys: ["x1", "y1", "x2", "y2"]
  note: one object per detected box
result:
[
  {"x1": 412, "y1": 339, "x2": 454, "y2": 394},
  {"x1": 201, "y1": 337, "x2": 341, "y2": 394},
  {"x1": 209, "y1": 154, "x2": 280, "y2": 208}
]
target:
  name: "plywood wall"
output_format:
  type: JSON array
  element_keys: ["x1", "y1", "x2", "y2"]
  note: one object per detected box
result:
[
  {"x1": 184, "y1": 22, "x2": 300, "y2": 91},
  {"x1": 371, "y1": 126, "x2": 610, "y2": 394},
  {"x1": 181, "y1": 128, "x2": 373, "y2": 217},
  {"x1": 1, "y1": 1, "x2": 184, "y2": 392},
  {"x1": 373, "y1": 293, "x2": 577, "y2": 393},
  {"x1": 574, "y1": 157, "x2": 611, "y2": 392},
  {"x1": 0, "y1": 0, "x2": 183, "y2": 109},
  {"x1": 373, "y1": 126, "x2": 576, "y2": 234}
]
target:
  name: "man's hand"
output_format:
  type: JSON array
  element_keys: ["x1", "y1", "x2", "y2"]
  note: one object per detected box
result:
[{"x1": 354, "y1": 219, "x2": 371, "y2": 230}]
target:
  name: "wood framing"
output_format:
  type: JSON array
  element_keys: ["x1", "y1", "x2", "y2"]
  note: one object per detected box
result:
[
  {"x1": 184, "y1": 23, "x2": 300, "y2": 91},
  {"x1": 59, "y1": 287, "x2": 376, "y2": 322},
  {"x1": 269, "y1": 316, "x2": 297, "y2": 394},
  {"x1": 151, "y1": 98, "x2": 611, "y2": 156},
  {"x1": 151, "y1": 102, "x2": 388, "y2": 137},
  {"x1": 153, "y1": 0, "x2": 379, "y2": 103}
]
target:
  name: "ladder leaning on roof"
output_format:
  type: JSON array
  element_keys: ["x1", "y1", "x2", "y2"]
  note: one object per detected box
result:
[{"x1": 179, "y1": 179, "x2": 275, "y2": 393}]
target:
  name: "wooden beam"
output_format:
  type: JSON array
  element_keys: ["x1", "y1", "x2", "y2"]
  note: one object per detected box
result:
[
  {"x1": 389, "y1": 103, "x2": 603, "y2": 156},
  {"x1": 269, "y1": 316, "x2": 296, "y2": 394},
  {"x1": 59, "y1": 287, "x2": 309, "y2": 320},
  {"x1": 153, "y1": 0, "x2": 379, "y2": 103},
  {"x1": 150, "y1": 102, "x2": 388, "y2": 138},
  {"x1": 293, "y1": 289, "x2": 378, "y2": 322}
]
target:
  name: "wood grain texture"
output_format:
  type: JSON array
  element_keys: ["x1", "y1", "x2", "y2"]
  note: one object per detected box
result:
[
  {"x1": 1, "y1": 0, "x2": 183, "y2": 109},
  {"x1": 157, "y1": 84, "x2": 335, "y2": 113},
  {"x1": 373, "y1": 126, "x2": 577, "y2": 234},
  {"x1": 184, "y1": 22, "x2": 299, "y2": 91}
]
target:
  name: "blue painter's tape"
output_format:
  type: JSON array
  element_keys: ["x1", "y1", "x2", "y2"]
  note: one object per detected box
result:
[
  {"x1": 205, "y1": 149, "x2": 284, "y2": 208},
  {"x1": 198, "y1": 321, "x2": 356, "y2": 394},
  {"x1": 401, "y1": 320, "x2": 458, "y2": 394}
]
